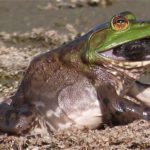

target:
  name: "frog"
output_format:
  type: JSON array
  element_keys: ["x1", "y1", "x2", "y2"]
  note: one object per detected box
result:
[{"x1": 0, "y1": 11, "x2": 150, "y2": 135}]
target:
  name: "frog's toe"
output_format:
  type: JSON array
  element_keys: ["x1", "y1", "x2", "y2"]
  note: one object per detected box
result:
[{"x1": 0, "y1": 101, "x2": 35, "y2": 134}]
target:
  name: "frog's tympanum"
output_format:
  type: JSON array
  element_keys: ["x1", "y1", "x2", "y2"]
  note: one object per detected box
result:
[{"x1": 0, "y1": 12, "x2": 150, "y2": 134}]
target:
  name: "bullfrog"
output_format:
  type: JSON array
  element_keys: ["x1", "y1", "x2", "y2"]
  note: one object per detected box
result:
[{"x1": 0, "y1": 11, "x2": 150, "y2": 135}]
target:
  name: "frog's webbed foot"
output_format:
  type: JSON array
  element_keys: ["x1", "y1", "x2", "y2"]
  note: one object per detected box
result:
[
  {"x1": 0, "y1": 98, "x2": 35, "y2": 134},
  {"x1": 110, "y1": 98, "x2": 150, "y2": 125}
]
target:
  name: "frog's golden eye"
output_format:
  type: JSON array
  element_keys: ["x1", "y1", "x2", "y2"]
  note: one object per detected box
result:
[{"x1": 111, "y1": 15, "x2": 129, "y2": 31}]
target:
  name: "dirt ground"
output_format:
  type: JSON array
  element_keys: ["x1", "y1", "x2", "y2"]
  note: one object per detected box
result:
[{"x1": 0, "y1": 0, "x2": 150, "y2": 149}]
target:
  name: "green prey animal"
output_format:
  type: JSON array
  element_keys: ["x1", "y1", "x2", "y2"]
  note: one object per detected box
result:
[{"x1": 0, "y1": 11, "x2": 150, "y2": 135}]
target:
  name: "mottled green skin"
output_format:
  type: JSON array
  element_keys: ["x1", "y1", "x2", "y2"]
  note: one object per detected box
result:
[{"x1": 0, "y1": 12, "x2": 150, "y2": 135}]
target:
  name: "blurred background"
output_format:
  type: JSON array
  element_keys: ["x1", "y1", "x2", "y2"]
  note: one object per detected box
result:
[{"x1": 0, "y1": 0, "x2": 150, "y2": 33}]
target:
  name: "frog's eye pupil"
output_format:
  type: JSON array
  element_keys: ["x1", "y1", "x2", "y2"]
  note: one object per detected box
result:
[
  {"x1": 117, "y1": 19, "x2": 124, "y2": 24},
  {"x1": 112, "y1": 16, "x2": 129, "y2": 31}
]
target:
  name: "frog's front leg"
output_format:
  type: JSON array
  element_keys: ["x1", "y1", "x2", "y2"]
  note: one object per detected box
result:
[
  {"x1": 109, "y1": 97, "x2": 150, "y2": 125},
  {"x1": 0, "y1": 98, "x2": 35, "y2": 134}
]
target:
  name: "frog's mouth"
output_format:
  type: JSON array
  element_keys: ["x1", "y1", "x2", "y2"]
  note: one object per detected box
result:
[{"x1": 99, "y1": 37, "x2": 150, "y2": 62}]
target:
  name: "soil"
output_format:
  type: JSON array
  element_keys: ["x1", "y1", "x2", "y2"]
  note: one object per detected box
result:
[{"x1": 0, "y1": 0, "x2": 150, "y2": 149}]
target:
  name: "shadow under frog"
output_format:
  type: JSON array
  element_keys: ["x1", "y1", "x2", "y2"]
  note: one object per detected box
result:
[{"x1": 0, "y1": 11, "x2": 150, "y2": 135}]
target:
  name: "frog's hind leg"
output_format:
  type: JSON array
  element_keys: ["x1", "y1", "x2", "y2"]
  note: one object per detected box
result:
[{"x1": 0, "y1": 97, "x2": 36, "y2": 134}]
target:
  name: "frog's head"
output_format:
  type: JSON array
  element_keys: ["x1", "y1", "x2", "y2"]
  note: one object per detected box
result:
[{"x1": 85, "y1": 11, "x2": 150, "y2": 80}]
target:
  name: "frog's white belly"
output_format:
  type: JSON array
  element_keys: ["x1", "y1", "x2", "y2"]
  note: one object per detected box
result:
[{"x1": 57, "y1": 79, "x2": 103, "y2": 129}]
